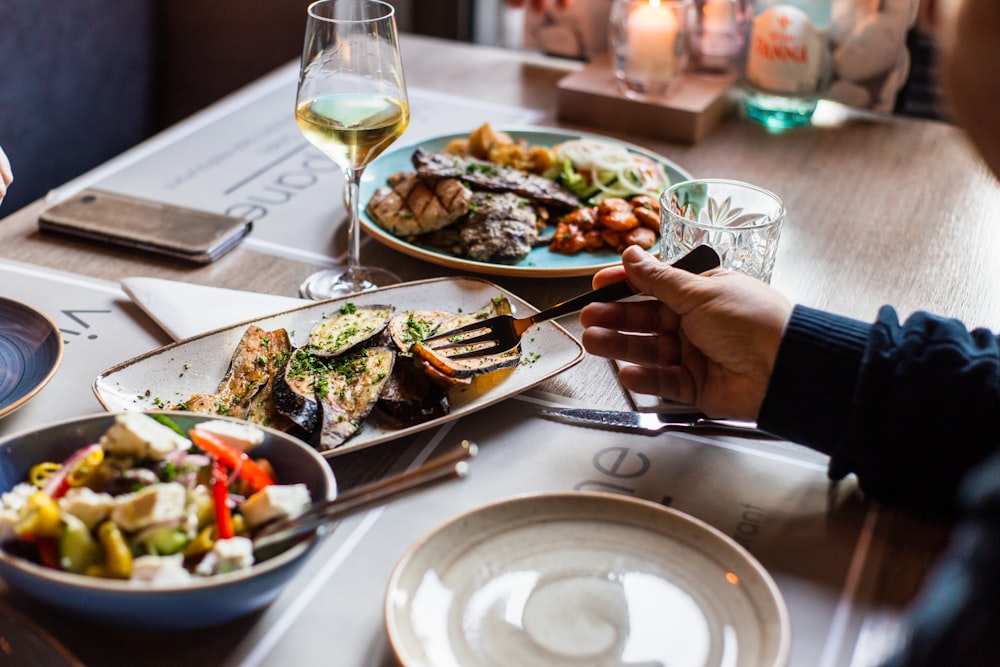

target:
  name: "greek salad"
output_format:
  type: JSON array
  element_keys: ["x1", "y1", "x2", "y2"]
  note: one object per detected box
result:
[{"x1": 0, "y1": 413, "x2": 311, "y2": 584}]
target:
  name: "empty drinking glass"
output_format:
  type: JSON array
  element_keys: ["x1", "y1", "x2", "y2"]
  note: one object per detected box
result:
[{"x1": 660, "y1": 178, "x2": 785, "y2": 283}]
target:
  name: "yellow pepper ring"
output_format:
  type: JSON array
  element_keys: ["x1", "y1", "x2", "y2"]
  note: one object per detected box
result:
[
  {"x1": 97, "y1": 521, "x2": 132, "y2": 579},
  {"x1": 15, "y1": 491, "x2": 62, "y2": 538},
  {"x1": 28, "y1": 462, "x2": 62, "y2": 488},
  {"x1": 66, "y1": 449, "x2": 104, "y2": 487}
]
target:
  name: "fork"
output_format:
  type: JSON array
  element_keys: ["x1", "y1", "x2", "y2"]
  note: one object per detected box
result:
[{"x1": 419, "y1": 244, "x2": 721, "y2": 359}]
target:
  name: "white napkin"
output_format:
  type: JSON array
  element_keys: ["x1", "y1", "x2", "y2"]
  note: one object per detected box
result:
[{"x1": 121, "y1": 277, "x2": 309, "y2": 341}]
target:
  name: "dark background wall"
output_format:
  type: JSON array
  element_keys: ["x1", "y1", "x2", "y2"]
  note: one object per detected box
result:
[
  {"x1": 0, "y1": 0, "x2": 471, "y2": 214},
  {"x1": 0, "y1": 0, "x2": 156, "y2": 213}
]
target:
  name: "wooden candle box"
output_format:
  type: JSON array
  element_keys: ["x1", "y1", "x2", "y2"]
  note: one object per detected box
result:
[{"x1": 557, "y1": 54, "x2": 738, "y2": 144}]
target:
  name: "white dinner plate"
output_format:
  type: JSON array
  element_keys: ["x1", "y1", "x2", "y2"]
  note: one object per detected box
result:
[
  {"x1": 385, "y1": 492, "x2": 790, "y2": 667},
  {"x1": 0, "y1": 297, "x2": 64, "y2": 420},
  {"x1": 359, "y1": 127, "x2": 692, "y2": 278},
  {"x1": 93, "y1": 277, "x2": 583, "y2": 458}
]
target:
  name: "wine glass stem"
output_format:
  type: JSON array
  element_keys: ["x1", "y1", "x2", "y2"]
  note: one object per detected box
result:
[{"x1": 344, "y1": 166, "x2": 365, "y2": 283}]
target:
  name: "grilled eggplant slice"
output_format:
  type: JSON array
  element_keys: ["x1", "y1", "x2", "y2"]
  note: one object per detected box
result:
[
  {"x1": 412, "y1": 342, "x2": 520, "y2": 382},
  {"x1": 175, "y1": 326, "x2": 291, "y2": 419},
  {"x1": 246, "y1": 374, "x2": 296, "y2": 431},
  {"x1": 377, "y1": 356, "x2": 450, "y2": 425},
  {"x1": 317, "y1": 347, "x2": 396, "y2": 451},
  {"x1": 409, "y1": 296, "x2": 521, "y2": 382},
  {"x1": 385, "y1": 310, "x2": 453, "y2": 355},
  {"x1": 273, "y1": 348, "x2": 324, "y2": 433},
  {"x1": 307, "y1": 304, "x2": 394, "y2": 358},
  {"x1": 437, "y1": 295, "x2": 514, "y2": 331}
]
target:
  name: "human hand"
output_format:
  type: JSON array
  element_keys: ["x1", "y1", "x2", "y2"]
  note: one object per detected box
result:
[
  {"x1": 0, "y1": 146, "x2": 11, "y2": 203},
  {"x1": 505, "y1": 0, "x2": 574, "y2": 11},
  {"x1": 580, "y1": 246, "x2": 792, "y2": 420}
]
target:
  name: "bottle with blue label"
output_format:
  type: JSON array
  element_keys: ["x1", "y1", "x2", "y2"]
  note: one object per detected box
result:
[{"x1": 743, "y1": 0, "x2": 832, "y2": 129}]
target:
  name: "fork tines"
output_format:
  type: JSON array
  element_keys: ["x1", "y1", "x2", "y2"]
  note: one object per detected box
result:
[{"x1": 421, "y1": 321, "x2": 500, "y2": 352}]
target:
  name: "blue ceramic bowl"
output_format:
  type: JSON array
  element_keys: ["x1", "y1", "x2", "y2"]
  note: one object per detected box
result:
[{"x1": 0, "y1": 411, "x2": 337, "y2": 630}]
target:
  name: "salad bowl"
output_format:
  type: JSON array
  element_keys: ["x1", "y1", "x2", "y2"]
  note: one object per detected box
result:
[{"x1": 0, "y1": 411, "x2": 336, "y2": 630}]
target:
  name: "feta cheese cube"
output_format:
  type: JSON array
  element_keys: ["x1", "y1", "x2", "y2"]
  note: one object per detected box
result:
[
  {"x1": 0, "y1": 483, "x2": 41, "y2": 541},
  {"x1": 59, "y1": 487, "x2": 115, "y2": 529},
  {"x1": 110, "y1": 482, "x2": 187, "y2": 532},
  {"x1": 100, "y1": 413, "x2": 191, "y2": 461},
  {"x1": 195, "y1": 536, "x2": 254, "y2": 576},
  {"x1": 131, "y1": 554, "x2": 192, "y2": 584},
  {"x1": 240, "y1": 484, "x2": 311, "y2": 529},
  {"x1": 1, "y1": 482, "x2": 37, "y2": 513},
  {"x1": 0, "y1": 509, "x2": 18, "y2": 541},
  {"x1": 193, "y1": 420, "x2": 265, "y2": 453}
]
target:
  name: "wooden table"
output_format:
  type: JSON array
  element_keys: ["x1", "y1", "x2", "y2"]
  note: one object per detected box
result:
[{"x1": 0, "y1": 34, "x2": 994, "y2": 666}]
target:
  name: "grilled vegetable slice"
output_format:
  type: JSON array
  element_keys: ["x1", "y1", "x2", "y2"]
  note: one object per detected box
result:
[
  {"x1": 216, "y1": 326, "x2": 291, "y2": 417},
  {"x1": 317, "y1": 347, "x2": 396, "y2": 451},
  {"x1": 306, "y1": 304, "x2": 394, "y2": 358},
  {"x1": 273, "y1": 348, "x2": 324, "y2": 434},
  {"x1": 412, "y1": 342, "x2": 520, "y2": 381},
  {"x1": 385, "y1": 310, "x2": 453, "y2": 355},
  {"x1": 175, "y1": 326, "x2": 291, "y2": 419},
  {"x1": 377, "y1": 356, "x2": 450, "y2": 425},
  {"x1": 406, "y1": 296, "x2": 521, "y2": 383}
]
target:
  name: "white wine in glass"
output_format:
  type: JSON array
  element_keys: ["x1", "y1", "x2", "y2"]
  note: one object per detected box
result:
[{"x1": 295, "y1": 0, "x2": 410, "y2": 299}]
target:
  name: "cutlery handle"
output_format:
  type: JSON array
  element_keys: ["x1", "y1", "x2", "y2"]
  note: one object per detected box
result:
[
  {"x1": 686, "y1": 418, "x2": 777, "y2": 439},
  {"x1": 533, "y1": 280, "x2": 637, "y2": 323},
  {"x1": 254, "y1": 441, "x2": 477, "y2": 554},
  {"x1": 531, "y1": 244, "x2": 722, "y2": 324},
  {"x1": 670, "y1": 244, "x2": 721, "y2": 274}
]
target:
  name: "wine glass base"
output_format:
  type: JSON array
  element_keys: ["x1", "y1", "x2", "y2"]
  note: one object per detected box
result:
[{"x1": 299, "y1": 266, "x2": 402, "y2": 300}]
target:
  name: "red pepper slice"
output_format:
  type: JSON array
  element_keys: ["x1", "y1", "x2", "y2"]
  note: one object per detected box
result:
[
  {"x1": 212, "y1": 463, "x2": 235, "y2": 540},
  {"x1": 189, "y1": 429, "x2": 275, "y2": 492},
  {"x1": 36, "y1": 537, "x2": 59, "y2": 570}
]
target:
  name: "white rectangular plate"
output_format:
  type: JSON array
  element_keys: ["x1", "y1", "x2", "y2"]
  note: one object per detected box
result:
[{"x1": 93, "y1": 277, "x2": 584, "y2": 458}]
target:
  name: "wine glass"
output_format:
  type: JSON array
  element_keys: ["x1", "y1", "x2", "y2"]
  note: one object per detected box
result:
[{"x1": 295, "y1": 0, "x2": 410, "y2": 299}]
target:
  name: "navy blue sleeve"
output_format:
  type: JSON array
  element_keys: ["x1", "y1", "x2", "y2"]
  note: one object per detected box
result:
[
  {"x1": 879, "y1": 450, "x2": 1000, "y2": 667},
  {"x1": 758, "y1": 305, "x2": 1000, "y2": 512},
  {"x1": 758, "y1": 305, "x2": 1000, "y2": 667}
]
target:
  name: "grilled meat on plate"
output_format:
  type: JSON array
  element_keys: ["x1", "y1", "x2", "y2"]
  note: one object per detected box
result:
[
  {"x1": 458, "y1": 192, "x2": 539, "y2": 264},
  {"x1": 413, "y1": 148, "x2": 580, "y2": 210},
  {"x1": 366, "y1": 172, "x2": 472, "y2": 236}
]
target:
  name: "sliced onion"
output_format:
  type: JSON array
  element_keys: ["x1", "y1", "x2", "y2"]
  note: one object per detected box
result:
[{"x1": 554, "y1": 139, "x2": 667, "y2": 199}]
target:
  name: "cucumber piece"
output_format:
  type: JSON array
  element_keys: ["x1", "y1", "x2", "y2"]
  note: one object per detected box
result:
[
  {"x1": 142, "y1": 527, "x2": 189, "y2": 556},
  {"x1": 59, "y1": 514, "x2": 102, "y2": 574}
]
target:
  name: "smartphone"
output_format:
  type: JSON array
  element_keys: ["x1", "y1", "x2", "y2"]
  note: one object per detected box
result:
[{"x1": 38, "y1": 189, "x2": 252, "y2": 265}]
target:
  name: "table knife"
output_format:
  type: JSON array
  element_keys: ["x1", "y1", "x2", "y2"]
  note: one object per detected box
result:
[{"x1": 537, "y1": 407, "x2": 775, "y2": 438}]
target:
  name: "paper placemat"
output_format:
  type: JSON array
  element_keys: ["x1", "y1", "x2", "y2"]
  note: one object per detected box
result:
[
  {"x1": 0, "y1": 260, "x2": 169, "y2": 434},
  {"x1": 220, "y1": 392, "x2": 902, "y2": 667},
  {"x1": 49, "y1": 73, "x2": 547, "y2": 267}
]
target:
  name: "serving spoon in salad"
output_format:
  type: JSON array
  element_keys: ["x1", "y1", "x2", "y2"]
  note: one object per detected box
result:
[{"x1": 252, "y1": 440, "x2": 477, "y2": 559}]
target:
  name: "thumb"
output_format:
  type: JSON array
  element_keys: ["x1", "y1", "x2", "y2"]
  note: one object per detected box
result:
[{"x1": 620, "y1": 245, "x2": 711, "y2": 313}]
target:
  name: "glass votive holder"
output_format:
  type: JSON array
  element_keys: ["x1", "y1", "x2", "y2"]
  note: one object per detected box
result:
[
  {"x1": 609, "y1": 0, "x2": 693, "y2": 97},
  {"x1": 690, "y1": 0, "x2": 748, "y2": 75},
  {"x1": 660, "y1": 178, "x2": 785, "y2": 283}
]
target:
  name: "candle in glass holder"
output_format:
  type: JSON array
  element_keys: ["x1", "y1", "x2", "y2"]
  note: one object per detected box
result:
[
  {"x1": 694, "y1": 0, "x2": 746, "y2": 74},
  {"x1": 611, "y1": 0, "x2": 692, "y2": 96}
]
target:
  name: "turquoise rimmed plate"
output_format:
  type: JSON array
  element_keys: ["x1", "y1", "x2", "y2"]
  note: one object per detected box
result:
[{"x1": 359, "y1": 127, "x2": 692, "y2": 278}]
